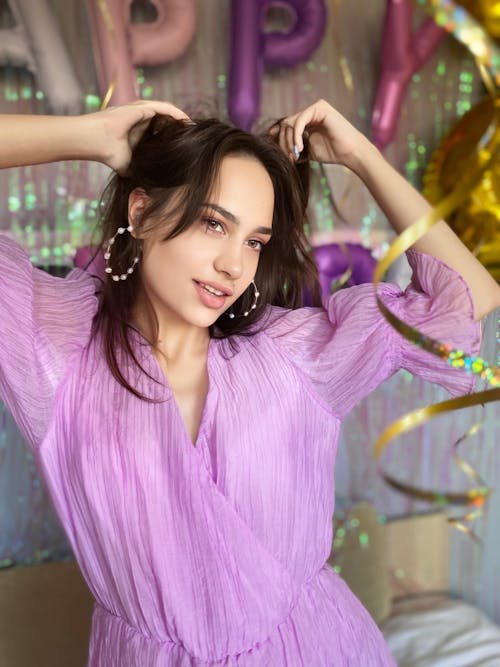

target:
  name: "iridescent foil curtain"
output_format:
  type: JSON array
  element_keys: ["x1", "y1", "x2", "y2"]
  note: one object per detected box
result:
[{"x1": 0, "y1": 0, "x2": 499, "y2": 620}]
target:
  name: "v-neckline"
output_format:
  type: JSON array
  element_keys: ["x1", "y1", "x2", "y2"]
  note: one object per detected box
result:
[{"x1": 144, "y1": 336, "x2": 215, "y2": 449}]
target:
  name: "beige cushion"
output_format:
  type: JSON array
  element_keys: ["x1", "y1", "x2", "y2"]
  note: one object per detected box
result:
[
  {"x1": 0, "y1": 560, "x2": 94, "y2": 667},
  {"x1": 329, "y1": 502, "x2": 391, "y2": 624},
  {"x1": 385, "y1": 510, "x2": 450, "y2": 599}
]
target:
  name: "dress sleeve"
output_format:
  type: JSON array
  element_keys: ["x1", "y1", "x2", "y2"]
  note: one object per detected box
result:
[
  {"x1": 0, "y1": 235, "x2": 99, "y2": 448},
  {"x1": 264, "y1": 250, "x2": 481, "y2": 420}
]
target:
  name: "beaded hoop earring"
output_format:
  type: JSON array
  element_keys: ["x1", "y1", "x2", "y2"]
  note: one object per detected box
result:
[
  {"x1": 228, "y1": 280, "x2": 260, "y2": 319},
  {"x1": 104, "y1": 225, "x2": 140, "y2": 282}
]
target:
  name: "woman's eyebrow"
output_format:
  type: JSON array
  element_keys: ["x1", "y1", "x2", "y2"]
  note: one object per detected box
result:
[{"x1": 203, "y1": 202, "x2": 272, "y2": 235}]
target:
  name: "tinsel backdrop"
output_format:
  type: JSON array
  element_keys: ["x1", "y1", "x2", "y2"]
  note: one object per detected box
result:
[{"x1": 0, "y1": 0, "x2": 499, "y2": 623}]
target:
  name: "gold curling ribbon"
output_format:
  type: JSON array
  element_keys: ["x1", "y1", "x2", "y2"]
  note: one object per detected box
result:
[
  {"x1": 476, "y1": 59, "x2": 498, "y2": 99},
  {"x1": 372, "y1": 105, "x2": 500, "y2": 530},
  {"x1": 97, "y1": 0, "x2": 117, "y2": 110},
  {"x1": 376, "y1": 403, "x2": 496, "y2": 542},
  {"x1": 448, "y1": 423, "x2": 488, "y2": 543},
  {"x1": 101, "y1": 80, "x2": 117, "y2": 113},
  {"x1": 331, "y1": 0, "x2": 354, "y2": 93}
]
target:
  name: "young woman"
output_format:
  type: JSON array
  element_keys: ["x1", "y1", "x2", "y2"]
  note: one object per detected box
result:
[{"x1": 1, "y1": 99, "x2": 498, "y2": 666}]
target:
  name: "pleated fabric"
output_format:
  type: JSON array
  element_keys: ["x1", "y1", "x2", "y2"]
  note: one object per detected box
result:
[{"x1": 0, "y1": 235, "x2": 481, "y2": 666}]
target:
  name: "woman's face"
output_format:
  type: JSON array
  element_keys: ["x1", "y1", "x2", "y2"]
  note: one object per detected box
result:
[{"x1": 133, "y1": 155, "x2": 275, "y2": 331}]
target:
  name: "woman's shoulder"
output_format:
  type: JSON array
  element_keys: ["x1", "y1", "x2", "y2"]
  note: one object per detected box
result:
[
  {"x1": 0, "y1": 232, "x2": 100, "y2": 293},
  {"x1": 259, "y1": 283, "x2": 391, "y2": 339},
  {"x1": 0, "y1": 232, "x2": 100, "y2": 358}
]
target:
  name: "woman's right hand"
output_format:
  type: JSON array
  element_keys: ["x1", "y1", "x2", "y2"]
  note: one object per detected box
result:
[
  {"x1": 0, "y1": 100, "x2": 190, "y2": 172},
  {"x1": 88, "y1": 100, "x2": 190, "y2": 174}
]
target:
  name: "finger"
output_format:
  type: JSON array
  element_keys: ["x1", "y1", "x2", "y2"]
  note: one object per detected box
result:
[
  {"x1": 283, "y1": 101, "x2": 328, "y2": 155},
  {"x1": 275, "y1": 113, "x2": 303, "y2": 159},
  {"x1": 294, "y1": 125, "x2": 305, "y2": 155},
  {"x1": 278, "y1": 123, "x2": 289, "y2": 156},
  {"x1": 292, "y1": 115, "x2": 308, "y2": 155},
  {"x1": 274, "y1": 122, "x2": 292, "y2": 157},
  {"x1": 132, "y1": 99, "x2": 191, "y2": 122},
  {"x1": 292, "y1": 100, "x2": 332, "y2": 151},
  {"x1": 284, "y1": 124, "x2": 296, "y2": 158}
]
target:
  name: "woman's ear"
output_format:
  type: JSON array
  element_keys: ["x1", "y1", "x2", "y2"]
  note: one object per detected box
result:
[{"x1": 127, "y1": 187, "x2": 148, "y2": 238}]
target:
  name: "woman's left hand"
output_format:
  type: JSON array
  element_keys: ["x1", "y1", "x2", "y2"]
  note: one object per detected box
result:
[{"x1": 270, "y1": 99, "x2": 371, "y2": 171}]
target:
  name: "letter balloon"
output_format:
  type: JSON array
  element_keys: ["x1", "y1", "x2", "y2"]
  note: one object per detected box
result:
[
  {"x1": 87, "y1": 0, "x2": 197, "y2": 106},
  {"x1": 228, "y1": 0, "x2": 327, "y2": 130},
  {"x1": 371, "y1": 0, "x2": 445, "y2": 150},
  {"x1": 0, "y1": 0, "x2": 83, "y2": 113}
]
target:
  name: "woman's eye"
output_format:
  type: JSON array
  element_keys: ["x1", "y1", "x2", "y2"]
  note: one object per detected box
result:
[
  {"x1": 248, "y1": 239, "x2": 265, "y2": 251},
  {"x1": 204, "y1": 218, "x2": 224, "y2": 233}
]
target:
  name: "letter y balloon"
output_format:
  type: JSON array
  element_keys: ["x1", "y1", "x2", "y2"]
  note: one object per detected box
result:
[{"x1": 371, "y1": 0, "x2": 445, "y2": 150}]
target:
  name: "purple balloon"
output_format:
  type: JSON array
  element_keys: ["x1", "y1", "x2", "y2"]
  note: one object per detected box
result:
[
  {"x1": 73, "y1": 245, "x2": 105, "y2": 279},
  {"x1": 263, "y1": 0, "x2": 327, "y2": 67},
  {"x1": 228, "y1": 0, "x2": 263, "y2": 131},
  {"x1": 228, "y1": 0, "x2": 327, "y2": 130},
  {"x1": 304, "y1": 243, "x2": 377, "y2": 306}
]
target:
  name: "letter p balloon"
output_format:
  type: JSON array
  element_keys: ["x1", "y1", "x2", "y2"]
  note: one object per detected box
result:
[{"x1": 228, "y1": 0, "x2": 327, "y2": 130}]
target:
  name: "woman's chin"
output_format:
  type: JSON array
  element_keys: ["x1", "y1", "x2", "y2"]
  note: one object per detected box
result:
[{"x1": 187, "y1": 308, "x2": 228, "y2": 329}]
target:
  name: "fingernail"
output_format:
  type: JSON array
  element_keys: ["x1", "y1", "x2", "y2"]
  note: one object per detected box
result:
[{"x1": 293, "y1": 144, "x2": 300, "y2": 159}]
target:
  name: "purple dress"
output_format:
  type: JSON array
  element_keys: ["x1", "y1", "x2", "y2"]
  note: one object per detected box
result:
[{"x1": 0, "y1": 235, "x2": 480, "y2": 666}]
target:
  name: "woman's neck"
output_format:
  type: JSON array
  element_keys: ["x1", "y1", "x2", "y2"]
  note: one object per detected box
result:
[{"x1": 132, "y1": 301, "x2": 210, "y2": 362}]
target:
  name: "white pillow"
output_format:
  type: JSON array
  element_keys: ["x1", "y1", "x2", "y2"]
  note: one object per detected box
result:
[{"x1": 382, "y1": 598, "x2": 500, "y2": 666}]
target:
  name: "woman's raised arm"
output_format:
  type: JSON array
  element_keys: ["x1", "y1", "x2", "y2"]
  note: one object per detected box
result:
[
  {"x1": 273, "y1": 99, "x2": 500, "y2": 321},
  {"x1": 0, "y1": 100, "x2": 189, "y2": 174}
]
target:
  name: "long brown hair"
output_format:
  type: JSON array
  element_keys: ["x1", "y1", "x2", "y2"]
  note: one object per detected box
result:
[{"x1": 92, "y1": 115, "x2": 321, "y2": 399}]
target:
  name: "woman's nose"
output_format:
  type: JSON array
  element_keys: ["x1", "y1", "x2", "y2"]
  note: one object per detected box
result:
[{"x1": 214, "y1": 242, "x2": 244, "y2": 279}]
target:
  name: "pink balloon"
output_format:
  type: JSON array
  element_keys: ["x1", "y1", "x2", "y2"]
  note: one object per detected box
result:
[
  {"x1": 1, "y1": 0, "x2": 83, "y2": 113},
  {"x1": 371, "y1": 0, "x2": 445, "y2": 150},
  {"x1": 229, "y1": 0, "x2": 327, "y2": 130},
  {"x1": 87, "y1": 0, "x2": 197, "y2": 106},
  {"x1": 87, "y1": 0, "x2": 137, "y2": 105},
  {"x1": 129, "y1": 0, "x2": 196, "y2": 66}
]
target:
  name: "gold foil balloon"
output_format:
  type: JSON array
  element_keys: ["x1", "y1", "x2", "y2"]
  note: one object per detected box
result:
[
  {"x1": 413, "y1": 1, "x2": 500, "y2": 87},
  {"x1": 423, "y1": 97, "x2": 500, "y2": 281},
  {"x1": 457, "y1": 1, "x2": 500, "y2": 39}
]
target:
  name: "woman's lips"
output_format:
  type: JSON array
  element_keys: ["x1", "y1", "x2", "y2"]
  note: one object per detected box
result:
[{"x1": 193, "y1": 280, "x2": 230, "y2": 309}]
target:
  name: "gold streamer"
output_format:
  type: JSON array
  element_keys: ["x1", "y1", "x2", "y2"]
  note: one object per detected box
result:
[
  {"x1": 376, "y1": 402, "x2": 496, "y2": 542},
  {"x1": 101, "y1": 80, "x2": 117, "y2": 112},
  {"x1": 374, "y1": 391, "x2": 500, "y2": 460},
  {"x1": 331, "y1": 0, "x2": 354, "y2": 93},
  {"x1": 476, "y1": 58, "x2": 498, "y2": 99},
  {"x1": 97, "y1": 0, "x2": 118, "y2": 110},
  {"x1": 339, "y1": 57, "x2": 354, "y2": 93},
  {"x1": 372, "y1": 101, "x2": 500, "y2": 527},
  {"x1": 448, "y1": 423, "x2": 488, "y2": 542}
]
